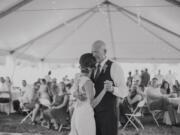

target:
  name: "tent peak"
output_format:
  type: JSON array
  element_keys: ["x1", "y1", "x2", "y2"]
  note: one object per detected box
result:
[
  {"x1": 10, "y1": 50, "x2": 15, "y2": 54},
  {"x1": 41, "y1": 58, "x2": 45, "y2": 62},
  {"x1": 103, "y1": 0, "x2": 111, "y2": 5}
]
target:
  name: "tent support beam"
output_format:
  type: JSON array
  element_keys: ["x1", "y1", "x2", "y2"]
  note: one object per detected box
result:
[
  {"x1": 109, "y1": 2, "x2": 180, "y2": 39},
  {"x1": 0, "y1": 0, "x2": 34, "y2": 20},
  {"x1": 10, "y1": 4, "x2": 102, "y2": 54},
  {"x1": 106, "y1": 2, "x2": 116, "y2": 60},
  {"x1": 166, "y1": 0, "x2": 180, "y2": 6},
  {"x1": 44, "y1": 57, "x2": 180, "y2": 63},
  {"x1": 42, "y1": 11, "x2": 96, "y2": 61},
  {"x1": 111, "y1": 4, "x2": 180, "y2": 53}
]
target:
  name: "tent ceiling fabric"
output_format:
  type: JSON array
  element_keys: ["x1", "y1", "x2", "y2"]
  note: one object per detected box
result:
[{"x1": 0, "y1": 0, "x2": 180, "y2": 63}]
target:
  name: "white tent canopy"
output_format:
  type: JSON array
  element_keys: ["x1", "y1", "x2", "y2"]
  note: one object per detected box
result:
[{"x1": 0, "y1": 0, "x2": 180, "y2": 64}]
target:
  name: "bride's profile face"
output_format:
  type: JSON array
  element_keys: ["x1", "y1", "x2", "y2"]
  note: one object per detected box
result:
[{"x1": 79, "y1": 66, "x2": 93, "y2": 75}]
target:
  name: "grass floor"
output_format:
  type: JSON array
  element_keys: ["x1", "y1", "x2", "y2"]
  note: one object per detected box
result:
[{"x1": 0, "y1": 112, "x2": 180, "y2": 135}]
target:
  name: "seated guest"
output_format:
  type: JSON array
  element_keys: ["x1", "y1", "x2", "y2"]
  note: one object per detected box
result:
[
  {"x1": 20, "y1": 80, "x2": 31, "y2": 96},
  {"x1": 139, "y1": 84, "x2": 145, "y2": 92},
  {"x1": 0, "y1": 77, "x2": 8, "y2": 91},
  {"x1": 25, "y1": 82, "x2": 40, "y2": 124},
  {"x1": 48, "y1": 78, "x2": 58, "y2": 102},
  {"x1": 32, "y1": 79, "x2": 52, "y2": 124},
  {"x1": 5, "y1": 76, "x2": 12, "y2": 90},
  {"x1": 43, "y1": 82, "x2": 69, "y2": 129},
  {"x1": 39, "y1": 79, "x2": 51, "y2": 107},
  {"x1": 145, "y1": 77, "x2": 176, "y2": 125},
  {"x1": 13, "y1": 80, "x2": 32, "y2": 112},
  {"x1": 119, "y1": 85, "x2": 143, "y2": 126},
  {"x1": 160, "y1": 81, "x2": 171, "y2": 95},
  {"x1": 0, "y1": 77, "x2": 10, "y2": 103}
]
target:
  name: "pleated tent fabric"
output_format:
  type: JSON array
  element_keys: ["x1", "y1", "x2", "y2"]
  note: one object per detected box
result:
[{"x1": 0, "y1": 0, "x2": 180, "y2": 63}]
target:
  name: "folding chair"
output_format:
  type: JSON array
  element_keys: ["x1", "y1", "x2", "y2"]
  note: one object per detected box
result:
[
  {"x1": 20, "y1": 104, "x2": 33, "y2": 124},
  {"x1": 58, "y1": 118, "x2": 71, "y2": 132},
  {"x1": 122, "y1": 99, "x2": 146, "y2": 131},
  {"x1": 143, "y1": 89, "x2": 161, "y2": 127},
  {"x1": 147, "y1": 106, "x2": 162, "y2": 127},
  {"x1": 59, "y1": 97, "x2": 71, "y2": 132},
  {"x1": 145, "y1": 98, "x2": 163, "y2": 127}
]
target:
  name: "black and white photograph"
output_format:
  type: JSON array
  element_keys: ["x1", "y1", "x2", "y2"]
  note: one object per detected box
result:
[{"x1": 0, "y1": 0, "x2": 180, "y2": 135}]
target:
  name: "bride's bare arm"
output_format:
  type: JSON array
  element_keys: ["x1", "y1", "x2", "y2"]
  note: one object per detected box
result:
[
  {"x1": 83, "y1": 80, "x2": 94, "y2": 103},
  {"x1": 92, "y1": 89, "x2": 107, "y2": 108},
  {"x1": 83, "y1": 80, "x2": 107, "y2": 108}
]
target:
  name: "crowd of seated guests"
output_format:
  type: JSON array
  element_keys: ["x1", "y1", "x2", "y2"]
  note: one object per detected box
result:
[
  {"x1": 122, "y1": 68, "x2": 180, "y2": 127},
  {"x1": 43, "y1": 82, "x2": 69, "y2": 129},
  {"x1": 2, "y1": 68, "x2": 180, "y2": 129},
  {"x1": 145, "y1": 78, "x2": 177, "y2": 125},
  {"x1": 11, "y1": 71, "x2": 74, "y2": 130}
]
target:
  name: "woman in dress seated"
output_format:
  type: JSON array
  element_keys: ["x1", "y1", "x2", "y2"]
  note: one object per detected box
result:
[
  {"x1": 43, "y1": 82, "x2": 69, "y2": 129},
  {"x1": 160, "y1": 81, "x2": 180, "y2": 125},
  {"x1": 31, "y1": 79, "x2": 51, "y2": 125},
  {"x1": 119, "y1": 85, "x2": 143, "y2": 126}
]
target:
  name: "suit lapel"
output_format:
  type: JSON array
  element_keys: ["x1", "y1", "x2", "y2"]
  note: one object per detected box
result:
[{"x1": 94, "y1": 61, "x2": 108, "y2": 81}]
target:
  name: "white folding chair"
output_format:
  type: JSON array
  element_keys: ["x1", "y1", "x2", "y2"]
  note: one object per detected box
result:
[
  {"x1": 122, "y1": 99, "x2": 146, "y2": 131},
  {"x1": 20, "y1": 105, "x2": 33, "y2": 124},
  {"x1": 146, "y1": 99, "x2": 162, "y2": 127},
  {"x1": 147, "y1": 106, "x2": 161, "y2": 127},
  {"x1": 144, "y1": 89, "x2": 161, "y2": 127}
]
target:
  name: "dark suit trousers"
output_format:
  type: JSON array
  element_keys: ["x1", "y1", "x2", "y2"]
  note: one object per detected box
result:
[{"x1": 95, "y1": 110, "x2": 118, "y2": 135}]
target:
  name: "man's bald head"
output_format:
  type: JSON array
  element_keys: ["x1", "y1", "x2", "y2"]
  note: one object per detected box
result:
[
  {"x1": 91, "y1": 40, "x2": 107, "y2": 63},
  {"x1": 92, "y1": 40, "x2": 106, "y2": 51}
]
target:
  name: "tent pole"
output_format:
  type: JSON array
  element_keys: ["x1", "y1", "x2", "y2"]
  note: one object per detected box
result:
[
  {"x1": 111, "y1": 4, "x2": 180, "y2": 53},
  {"x1": 109, "y1": 2, "x2": 180, "y2": 39},
  {"x1": 10, "y1": 4, "x2": 102, "y2": 55},
  {"x1": 106, "y1": 2, "x2": 116, "y2": 60},
  {"x1": 0, "y1": 0, "x2": 34, "y2": 20}
]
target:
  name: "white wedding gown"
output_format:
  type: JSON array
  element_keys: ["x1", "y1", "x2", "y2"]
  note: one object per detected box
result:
[{"x1": 69, "y1": 76, "x2": 96, "y2": 135}]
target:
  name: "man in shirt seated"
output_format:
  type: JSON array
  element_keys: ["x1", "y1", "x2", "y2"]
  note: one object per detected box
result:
[
  {"x1": 13, "y1": 80, "x2": 33, "y2": 112},
  {"x1": 145, "y1": 77, "x2": 176, "y2": 125}
]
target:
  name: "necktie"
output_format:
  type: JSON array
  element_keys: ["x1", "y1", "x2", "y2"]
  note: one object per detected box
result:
[{"x1": 95, "y1": 64, "x2": 101, "y2": 80}]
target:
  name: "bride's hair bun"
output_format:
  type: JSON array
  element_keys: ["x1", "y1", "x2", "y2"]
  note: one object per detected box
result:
[{"x1": 79, "y1": 53, "x2": 96, "y2": 73}]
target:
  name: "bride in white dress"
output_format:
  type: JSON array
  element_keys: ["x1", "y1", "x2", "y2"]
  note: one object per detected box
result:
[{"x1": 69, "y1": 53, "x2": 107, "y2": 135}]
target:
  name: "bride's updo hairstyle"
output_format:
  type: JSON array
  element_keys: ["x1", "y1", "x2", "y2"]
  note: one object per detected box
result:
[{"x1": 79, "y1": 53, "x2": 96, "y2": 74}]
